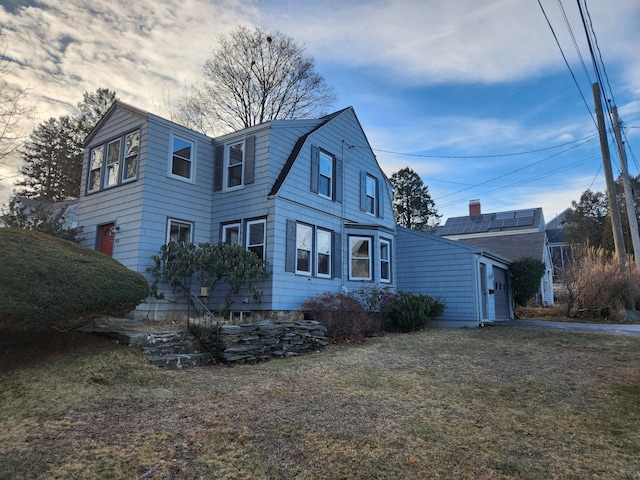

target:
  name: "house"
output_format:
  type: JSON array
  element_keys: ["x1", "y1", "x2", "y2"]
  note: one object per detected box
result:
[
  {"x1": 545, "y1": 208, "x2": 571, "y2": 281},
  {"x1": 435, "y1": 200, "x2": 554, "y2": 306},
  {"x1": 396, "y1": 227, "x2": 513, "y2": 327},
  {"x1": 78, "y1": 101, "x2": 396, "y2": 320}
]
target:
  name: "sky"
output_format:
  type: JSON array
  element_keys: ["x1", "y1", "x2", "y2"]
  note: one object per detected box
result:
[{"x1": 1, "y1": 0, "x2": 639, "y2": 223}]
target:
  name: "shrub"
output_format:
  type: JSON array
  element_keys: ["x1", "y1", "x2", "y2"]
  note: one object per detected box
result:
[
  {"x1": 387, "y1": 291, "x2": 445, "y2": 332},
  {"x1": 0, "y1": 228, "x2": 149, "y2": 335},
  {"x1": 510, "y1": 257, "x2": 546, "y2": 307},
  {"x1": 349, "y1": 285, "x2": 396, "y2": 334},
  {"x1": 559, "y1": 247, "x2": 639, "y2": 321},
  {"x1": 300, "y1": 292, "x2": 370, "y2": 342}
]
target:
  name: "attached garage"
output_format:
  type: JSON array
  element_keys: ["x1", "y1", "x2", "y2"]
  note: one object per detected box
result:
[{"x1": 395, "y1": 227, "x2": 513, "y2": 327}]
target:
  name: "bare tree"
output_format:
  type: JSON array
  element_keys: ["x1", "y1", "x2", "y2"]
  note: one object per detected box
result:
[
  {"x1": 173, "y1": 26, "x2": 336, "y2": 135},
  {"x1": 0, "y1": 45, "x2": 31, "y2": 166}
]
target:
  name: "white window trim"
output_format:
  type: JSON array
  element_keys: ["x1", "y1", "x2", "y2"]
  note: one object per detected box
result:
[
  {"x1": 318, "y1": 150, "x2": 333, "y2": 199},
  {"x1": 349, "y1": 236, "x2": 372, "y2": 281},
  {"x1": 222, "y1": 222, "x2": 241, "y2": 245},
  {"x1": 168, "y1": 134, "x2": 195, "y2": 182},
  {"x1": 87, "y1": 145, "x2": 104, "y2": 193},
  {"x1": 103, "y1": 139, "x2": 121, "y2": 189},
  {"x1": 225, "y1": 139, "x2": 245, "y2": 190},
  {"x1": 166, "y1": 219, "x2": 194, "y2": 244},
  {"x1": 366, "y1": 174, "x2": 377, "y2": 216},
  {"x1": 246, "y1": 219, "x2": 266, "y2": 260},
  {"x1": 295, "y1": 223, "x2": 313, "y2": 276},
  {"x1": 380, "y1": 239, "x2": 391, "y2": 283},
  {"x1": 122, "y1": 131, "x2": 139, "y2": 183},
  {"x1": 316, "y1": 228, "x2": 332, "y2": 278}
]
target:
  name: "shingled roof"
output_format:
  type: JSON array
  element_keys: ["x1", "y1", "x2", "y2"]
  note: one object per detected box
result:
[{"x1": 457, "y1": 231, "x2": 547, "y2": 263}]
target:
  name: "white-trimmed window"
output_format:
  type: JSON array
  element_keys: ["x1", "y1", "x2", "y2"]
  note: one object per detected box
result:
[
  {"x1": 349, "y1": 236, "x2": 372, "y2": 280},
  {"x1": 366, "y1": 175, "x2": 377, "y2": 215},
  {"x1": 227, "y1": 141, "x2": 244, "y2": 188},
  {"x1": 316, "y1": 228, "x2": 332, "y2": 278},
  {"x1": 167, "y1": 219, "x2": 193, "y2": 243},
  {"x1": 380, "y1": 239, "x2": 391, "y2": 283},
  {"x1": 318, "y1": 151, "x2": 333, "y2": 198},
  {"x1": 222, "y1": 222, "x2": 241, "y2": 245},
  {"x1": 246, "y1": 219, "x2": 266, "y2": 259},
  {"x1": 88, "y1": 145, "x2": 104, "y2": 192},
  {"x1": 122, "y1": 131, "x2": 139, "y2": 182},
  {"x1": 296, "y1": 223, "x2": 312, "y2": 275},
  {"x1": 104, "y1": 139, "x2": 121, "y2": 188},
  {"x1": 170, "y1": 135, "x2": 194, "y2": 180}
]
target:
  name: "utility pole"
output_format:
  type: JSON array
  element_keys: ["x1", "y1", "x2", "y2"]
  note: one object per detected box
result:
[
  {"x1": 592, "y1": 82, "x2": 628, "y2": 267},
  {"x1": 611, "y1": 105, "x2": 640, "y2": 275}
]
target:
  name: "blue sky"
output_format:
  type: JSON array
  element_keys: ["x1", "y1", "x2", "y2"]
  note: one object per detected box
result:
[{"x1": 1, "y1": 0, "x2": 639, "y2": 222}]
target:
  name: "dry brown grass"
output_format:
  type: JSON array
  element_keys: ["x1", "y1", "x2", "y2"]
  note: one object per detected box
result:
[{"x1": 1, "y1": 327, "x2": 639, "y2": 479}]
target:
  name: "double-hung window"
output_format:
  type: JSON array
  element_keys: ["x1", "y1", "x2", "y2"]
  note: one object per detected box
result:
[
  {"x1": 318, "y1": 151, "x2": 333, "y2": 198},
  {"x1": 316, "y1": 229, "x2": 332, "y2": 278},
  {"x1": 104, "y1": 139, "x2": 121, "y2": 188},
  {"x1": 246, "y1": 219, "x2": 266, "y2": 259},
  {"x1": 365, "y1": 175, "x2": 377, "y2": 215},
  {"x1": 122, "y1": 131, "x2": 139, "y2": 182},
  {"x1": 227, "y1": 141, "x2": 244, "y2": 188},
  {"x1": 222, "y1": 222, "x2": 241, "y2": 245},
  {"x1": 349, "y1": 236, "x2": 372, "y2": 280},
  {"x1": 88, "y1": 146, "x2": 104, "y2": 192},
  {"x1": 167, "y1": 219, "x2": 193, "y2": 243},
  {"x1": 380, "y1": 239, "x2": 391, "y2": 282},
  {"x1": 170, "y1": 136, "x2": 193, "y2": 180},
  {"x1": 296, "y1": 223, "x2": 312, "y2": 275}
]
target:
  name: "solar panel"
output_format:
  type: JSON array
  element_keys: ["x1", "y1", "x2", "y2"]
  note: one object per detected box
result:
[
  {"x1": 515, "y1": 209, "x2": 535, "y2": 218},
  {"x1": 516, "y1": 217, "x2": 534, "y2": 226},
  {"x1": 495, "y1": 212, "x2": 514, "y2": 220},
  {"x1": 503, "y1": 218, "x2": 518, "y2": 227}
]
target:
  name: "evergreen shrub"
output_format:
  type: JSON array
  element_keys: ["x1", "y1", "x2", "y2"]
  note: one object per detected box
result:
[
  {"x1": 387, "y1": 291, "x2": 445, "y2": 332},
  {"x1": 0, "y1": 228, "x2": 149, "y2": 334}
]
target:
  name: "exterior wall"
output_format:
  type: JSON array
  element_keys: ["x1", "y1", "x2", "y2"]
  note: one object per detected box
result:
[{"x1": 396, "y1": 227, "x2": 482, "y2": 326}]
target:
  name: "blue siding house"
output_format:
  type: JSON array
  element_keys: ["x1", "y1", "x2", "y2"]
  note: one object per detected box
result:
[{"x1": 79, "y1": 102, "x2": 396, "y2": 320}]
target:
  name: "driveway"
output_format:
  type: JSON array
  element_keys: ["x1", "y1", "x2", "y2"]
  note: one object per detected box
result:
[{"x1": 489, "y1": 319, "x2": 640, "y2": 336}]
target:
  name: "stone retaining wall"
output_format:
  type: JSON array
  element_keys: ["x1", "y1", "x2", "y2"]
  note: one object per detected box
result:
[{"x1": 201, "y1": 320, "x2": 328, "y2": 363}]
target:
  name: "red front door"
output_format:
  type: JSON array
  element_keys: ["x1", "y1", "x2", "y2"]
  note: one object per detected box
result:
[{"x1": 98, "y1": 223, "x2": 115, "y2": 257}]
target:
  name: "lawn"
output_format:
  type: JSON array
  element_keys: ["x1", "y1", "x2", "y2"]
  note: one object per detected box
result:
[{"x1": 1, "y1": 326, "x2": 639, "y2": 479}]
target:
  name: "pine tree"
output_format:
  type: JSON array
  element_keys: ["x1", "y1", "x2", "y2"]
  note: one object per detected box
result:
[{"x1": 390, "y1": 167, "x2": 441, "y2": 231}]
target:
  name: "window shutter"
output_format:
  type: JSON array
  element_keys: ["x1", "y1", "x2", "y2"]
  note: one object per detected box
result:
[
  {"x1": 335, "y1": 157, "x2": 343, "y2": 203},
  {"x1": 332, "y1": 232, "x2": 341, "y2": 279},
  {"x1": 213, "y1": 145, "x2": 224, "y2": 191},
  {"x1": 310, "y1": 145, "x2": 319, "y2": 193},
  {"x1": 285, "y1": 219, "x2": 296, "y2": 272},
  {"x1": 245, "y1": 135, "x2": 255, "y2": 184},
  {"x1": 359, "y1": 171, "x2": 367, "y2": 212}
]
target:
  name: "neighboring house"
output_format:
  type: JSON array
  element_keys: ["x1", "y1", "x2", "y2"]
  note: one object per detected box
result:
[
  {"x1": 1, "y1": 196, "x2": 79, "y2": 230},
  {"x1": 396, "y1": 227, "x2": 513, "y2": 327},
  {"x1": 545, "y1": 208, "x2": 571, "y2": 281},
  {"x1": 435, "y1": 200, "x2": 554, "y2": 306},
  {"x1": 78, "y1": 101, "x2": 396, "y2": 320}
]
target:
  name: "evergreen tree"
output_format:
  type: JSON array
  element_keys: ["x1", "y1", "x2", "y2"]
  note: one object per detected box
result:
[
  {"x1": 13, "y1": 88, "x2": 116, "y2": 200},
  {"x1": 390, "y1": 167, "x2": 441, "y2": 231}
]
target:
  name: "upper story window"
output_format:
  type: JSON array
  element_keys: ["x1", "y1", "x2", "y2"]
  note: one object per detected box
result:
[
  {"x1": 349, "y1": 236, "x2": 372, "y2": 281},
  {"x1": 360, "y1": 171, "x2": 383, "y2": 218},
  {"x1": 213, "y1": 135, "x2": 255, "y2": 192},
  {"x1": 318, "y1": 151, "x2": 332, "y2": 198},
  {"x1": 86, "y1": 129, "x2": 140, "y2": 194},
  {"x1": 246, "y1": 219, "x2": 266, "y2": 259},
  {"x1": 311, "y1": 145, "x2": 342, "y2": 202},
  {"x1": 167, "y1": 219, "x2": 193, "y2": 243},
  {"x1": 88, "y1": 146, "x2": 104, "y2": 193},
  {"x1": 123, "y1": 131, "x2": 139, "y2": 182},
  {"x1": 104, "y1": 139, "x2": 121, "y2": 188},
  {"x1": 365, "y1": 175, "x2": 377, "y2": 215},
  {"x1": 380, "y1": 239, "x2": 391, "y2": 283},
  {"x1": 170, "y1": 136, "x2": 194, "y2": 180}
]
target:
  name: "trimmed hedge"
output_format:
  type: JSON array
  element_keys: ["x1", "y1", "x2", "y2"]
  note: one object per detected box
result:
[{"x1": 0, "y1": 228, "x2": 149, "y2": 334}]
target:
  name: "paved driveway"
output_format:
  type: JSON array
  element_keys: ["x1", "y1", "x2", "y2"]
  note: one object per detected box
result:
[{"x1": 490, "y1": 319, "x2": 640, "y2": 336}]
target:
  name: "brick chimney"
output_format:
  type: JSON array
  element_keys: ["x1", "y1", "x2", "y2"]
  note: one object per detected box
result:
[{"x1": 469, "y1": 199, "x2": 481, "y2": 217}]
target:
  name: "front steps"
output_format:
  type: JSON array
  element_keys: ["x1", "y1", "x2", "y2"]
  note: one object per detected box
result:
[{"x1": 82, "y1": 318, "x2": 212, "y2": 369}]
